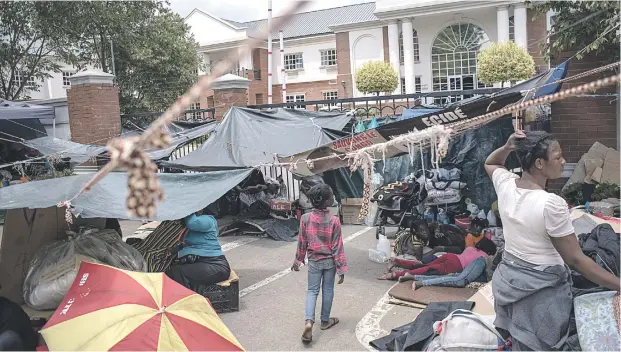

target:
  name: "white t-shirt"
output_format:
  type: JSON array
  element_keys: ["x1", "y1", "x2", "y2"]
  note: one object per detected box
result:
[{"x1": 492, "y1": 168, "x2": 575, "y2": 266}]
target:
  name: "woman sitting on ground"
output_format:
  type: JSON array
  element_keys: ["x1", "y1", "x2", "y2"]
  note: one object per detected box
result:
[
  {"x1": 485, "y1": 130, "x2": 620, "y2": 351},
  {"x1": 166, "y1": 210, "x2": 231, "y2": 291},
  {"x1": 406, "y1": 256, "x2": 488, "y2": 290},
  {"x1": 377, "y1": 238, "x2": 496, "y2": 280}
]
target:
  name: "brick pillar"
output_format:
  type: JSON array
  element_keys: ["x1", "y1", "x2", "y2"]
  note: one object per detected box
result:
[
  {"x1": 336, "y1": 32, "x2": 353, "y2": 98},
  {"x1": 67, "y1": 70, "x2": 121, "y2": 145},
  {"x1": 212, "y1": 73, "x2": 250, "y2": 121}
]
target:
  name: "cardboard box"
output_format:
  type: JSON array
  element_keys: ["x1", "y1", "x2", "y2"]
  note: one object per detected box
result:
[{"x1": 341, "y1": 198, "x2": 364, "y2": 225}]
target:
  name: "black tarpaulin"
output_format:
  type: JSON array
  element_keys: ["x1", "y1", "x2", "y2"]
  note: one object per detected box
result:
[
  {"x1": 0, "y1": 168, "x2": 254, "y2": 220},
  {"x1": 163, "y1": 107, "x2": 352, "y2": 171}
]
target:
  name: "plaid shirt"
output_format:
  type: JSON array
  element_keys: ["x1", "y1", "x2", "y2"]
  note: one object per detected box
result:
[{"x1": 295, "y1": 209, "x2": 348, "y2": 275}]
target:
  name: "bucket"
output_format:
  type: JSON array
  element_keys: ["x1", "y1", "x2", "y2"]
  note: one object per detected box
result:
[{"x1": 454, "y1": 217, "x2": 472, "y2": 231}]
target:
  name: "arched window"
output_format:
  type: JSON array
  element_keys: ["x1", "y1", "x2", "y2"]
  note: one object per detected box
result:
[
  {"x1": 399, "y1": 29, "x2": 420, "y2": 64},
  {"x1": 431, "y1": 23, "x2": 490, "y2": 104}
]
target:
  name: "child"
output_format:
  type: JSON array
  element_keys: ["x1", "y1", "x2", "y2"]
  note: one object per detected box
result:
[{"x1": 291, "y1": 184, "x2": 347, "y2": 343}]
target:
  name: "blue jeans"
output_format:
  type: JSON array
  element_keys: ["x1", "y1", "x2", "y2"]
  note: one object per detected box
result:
[
  {"x1": 305, "y1": 261, "x2": 336, "y2": 323},
  {"x1": 413, "y1": 256, "x2": 487, "y2": 287}
]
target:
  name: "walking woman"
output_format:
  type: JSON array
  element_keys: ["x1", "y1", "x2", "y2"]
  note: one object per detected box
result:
[
  {"x1": 484, "y1": 130, "x2": 620, "y2": 351},
  {"x1": 291, "y1": 184, "x2": 347, "y2": 343}
]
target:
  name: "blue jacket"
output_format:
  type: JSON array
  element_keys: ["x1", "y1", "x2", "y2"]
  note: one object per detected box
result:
[{"x1": 178, "y1": 214, "x2": 224, "y2": 258}]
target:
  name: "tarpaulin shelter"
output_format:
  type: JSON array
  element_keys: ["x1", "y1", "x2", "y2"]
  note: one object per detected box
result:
[
  {"x1": 26, "y1": 121, "x2": 219, "y2": 164},
  {"x1": 0, "y1": 169, "x2": 254, "y2": 220},
  {"x1": 163, "y1": 107, "x2": 352, "y2": 171},
  {"x1": 397, "y1": 107, "x2": 443, "y2": 121},
  {"x1": 0, "y1": 99, "x2": 50, "y2": 141},
  {"x1": 282, "y1": 63, "x2": 568, "y2": 177}
]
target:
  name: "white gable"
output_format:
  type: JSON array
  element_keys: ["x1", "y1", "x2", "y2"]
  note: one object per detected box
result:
[{"x1": 185, "y1": 9, "x2": 247, "y2": 46}]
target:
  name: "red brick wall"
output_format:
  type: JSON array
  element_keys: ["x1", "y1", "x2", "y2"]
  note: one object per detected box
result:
[
  {"x1": 547, "y1": 51, "x2": 618, "y2": 191},
  {"x1": 248, "y1": 48, "x2": 269, "y2": 105},
  {"x1": 336, "y1": 32, "x2": 354, "y2": 98},
  {"x1": 527, "y1": 8, "x2": 548, "y2": 74},
  {"x1": 278, "y1": 80, "x2": 341, "y2": 106},
  {"x1": 213, "y1": 88, "x2": 247, "y2": 121},
  {"x1": 382, "y1": 27, "x2": 390, "y2": 63},
  {"x1": 67, "y1": 82, "x2": 121, "y2": 145}
]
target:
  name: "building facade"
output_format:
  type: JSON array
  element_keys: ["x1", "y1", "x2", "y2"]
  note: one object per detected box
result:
[{"x1": 186, "y1": 0, "x2": 553, "y2": 110}]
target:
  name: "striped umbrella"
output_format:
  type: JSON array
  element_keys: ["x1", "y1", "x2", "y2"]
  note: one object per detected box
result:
[{"x1": 40, "y1": 262, "x2": 243, "y2": 351}]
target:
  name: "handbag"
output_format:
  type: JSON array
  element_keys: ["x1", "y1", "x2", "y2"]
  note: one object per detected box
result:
[{"x1": 425, "y1": 309, "x2": 509, "y2": 351}]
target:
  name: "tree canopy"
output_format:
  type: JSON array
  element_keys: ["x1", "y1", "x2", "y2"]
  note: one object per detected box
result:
[
  {"x1": 355, "y1": 61, "x2": 399, "y2": 96},
  {"x1": 530, "y1": 1, "x2": 620, "y2": 62},
  {"x1": 0, "y1": 1, "x2": 201, "y2": 113},
  {"x1": 477, "y1": 41, "x2": 536, "y2": 86}
]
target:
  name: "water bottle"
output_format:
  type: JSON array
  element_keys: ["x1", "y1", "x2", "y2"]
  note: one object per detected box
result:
[
  {"x1": 377, "y1": 234, "x2": 391, "y2": 258},
  {"x1": 424, "y1": 207, "x2": 435, "y2": 222},
  {"x1": 437, "y1": 208, "x2": 449, "y2": 224}
]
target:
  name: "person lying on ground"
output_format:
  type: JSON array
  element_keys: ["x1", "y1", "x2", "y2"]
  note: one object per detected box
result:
[
  {"x1": 407, "y1": 256, "x2": 487, "y2": 290},
  {"x1": 291, "y1": 184, "x2": 347, "y2": 344},
  {"x1": 484, "y1": 130, "x2": 620, "y2": 351},
  {"x1": 165, "y1": 210, "x2": 231, "y2": 291},
  {"x1": 390, "y1": 245, "x2": 462, "y2": 271},
  {"x1": 377, "y1": 238, "x2": 496, "y2": 280}
]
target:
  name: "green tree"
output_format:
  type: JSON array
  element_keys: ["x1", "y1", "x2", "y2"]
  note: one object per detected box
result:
[
  {"x1": 355, "y1": 61, "x2": 399, "y2": 96},
  {"x1": 530, "y1": 1, "x2": 620, "y2": 62},
  {"x1": 477, "y1": 41, "x2": 536, "y2": 86},
  {"x1": 0, "y1": 2, "x2": 74, "y2": 100}
]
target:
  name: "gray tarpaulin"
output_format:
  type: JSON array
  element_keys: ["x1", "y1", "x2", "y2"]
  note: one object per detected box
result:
[
  {"x1": 27, "y1": 136, "x2": 106, "y2": 164},
  {"x1": 0, "y1": 99, "x2": 55, "y2": 120},
  {"x1": 0, "y1": 168, "x2": 254, "y2": 220},
  {"x1": 164, "y1": 107, "x2": 352, "y2": 170},
  {"x1": 27, "y1": 121, "x2": 218, "y2": 163}
]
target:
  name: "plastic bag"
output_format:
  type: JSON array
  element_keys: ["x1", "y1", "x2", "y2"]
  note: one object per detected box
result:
[
  {"x1": 23, "y1": 227, "x2": 147, "y2": 310},
  {"x1": 365, "y1": 173, "x2": 385, "y2": 226}
]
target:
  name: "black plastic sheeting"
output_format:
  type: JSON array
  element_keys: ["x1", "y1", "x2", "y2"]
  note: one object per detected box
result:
[
  {"x1": 163, "y1": 107, "x2": 352, "y2": 171},
  {"x1": 377, "y1": 117, "x2": 518, "y2": 210},
  {"x1": 0, "y1": 168, "x2": 254, "y2": 220},
  {"x1": 0, "y1": 119, "x2": 47, "y2": 142}
]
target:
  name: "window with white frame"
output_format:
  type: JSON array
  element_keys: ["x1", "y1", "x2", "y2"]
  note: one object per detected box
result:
[
  {"x1": 189, "y1": 102, "x2": 201, "y2": 119},
  {"x1": 320, "y1": 49, "x2": 337, "y2": 67},
  {"x1": 509, "y1": 16, "x2": 515, "y2": 42},
  {"x1": 322, "y1": 91, "x2": 338, "y2": 107},
  {"x1": 13, "y1": 72, "x2": 22, "y2": 86},
  {"x1": 400, "y1": 76, "x2": 422, "y2": 95},
  {"x1": 62, "y1": 71, "x2": 74, "y2": 87},
  {"x1": 431, "y1": 23, "x2": 490, "y2": 104},
  {"x1": 26, "y1": 75, "x2": 36, "y2": 87},
  {"x1": 284, "y1": 53, "x2": 303, "y2": 71},
  {"x1": 285, "y1": 94, "x2": 305, "y2": 109},
  {"x1": 399, "y1": 29, "x2": 420, "y2": 64}
]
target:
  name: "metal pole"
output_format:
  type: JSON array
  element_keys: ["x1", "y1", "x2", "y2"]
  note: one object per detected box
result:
[
  {"x1": 109, "y1": 39, "x2": 116, "y2": 77},
  {"x1": 280, "y1": 30, "x2": 286, "y2": 103},
  {"x1": 267, "y1": 0, "x2": 273, "y2": 104}
]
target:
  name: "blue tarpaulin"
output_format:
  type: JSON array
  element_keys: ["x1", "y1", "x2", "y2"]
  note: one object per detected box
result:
[{"x1": 397, "y1": 108, "x2": 443, "y2": 121}]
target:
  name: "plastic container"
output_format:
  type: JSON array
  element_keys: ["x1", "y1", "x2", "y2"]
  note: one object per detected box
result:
[
  {"x1": 454, "y1": 217, "x2": 472, "y2": 231},
  {"x1": 437, "y1": 208, "x2": 449, "y2": 224},
  {"x1": 368, "y1": 248, "x2": 390, "y2": 263},
  {"x1": 423, "y1": 207, "x2": 435, "y2": 223},
  {"x1": 377, "y1": 235, "x2": 391, "y2": 257}
]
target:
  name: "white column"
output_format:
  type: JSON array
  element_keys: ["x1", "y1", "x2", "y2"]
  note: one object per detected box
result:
[
  {"x1": 202, "y1": 53, "x2": 211, "y2": 75},
  {"x1": 496, "y1": 6, "x2": 510, "y2": 42},
  {"x1": 402, "y1": 19, "x2": 416, "y2": 94},
  {"x1": 387, "y1": 20, "x2": 401, "y2": 94},
  {"x1": 513, "y1": 4, "x2": 528, "y2": 50}
]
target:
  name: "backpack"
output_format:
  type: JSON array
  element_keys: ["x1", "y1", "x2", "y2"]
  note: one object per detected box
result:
[{"x1": 425, "y1": 309, "x2": 509, "y2": 351}]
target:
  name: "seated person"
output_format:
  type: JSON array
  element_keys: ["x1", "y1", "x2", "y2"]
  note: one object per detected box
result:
[
  {"x1": 0, "y1": 296, "x2": 38, "y2": 351},
  {"x1": 377, "y1": 238, "x2": 497, "y2": 280},
  {"x1": 407, "y1": 256, "x2": 488, "y2": 290},
  {"x1": 166, "y1": 210, "x2": 231, "y2": 290},
  {"x1": 464, "y1": 217, "x2": 489, "y2": 248}
]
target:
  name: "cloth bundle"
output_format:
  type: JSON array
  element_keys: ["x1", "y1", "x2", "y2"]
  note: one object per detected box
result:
[{"x1": 24, "y1": 227, "x2": 147, "y2": 310}]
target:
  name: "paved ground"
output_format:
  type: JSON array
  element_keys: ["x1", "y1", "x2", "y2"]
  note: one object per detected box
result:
[{"x1": 120, "y1": 221, "x2": 421, "y2": 351}]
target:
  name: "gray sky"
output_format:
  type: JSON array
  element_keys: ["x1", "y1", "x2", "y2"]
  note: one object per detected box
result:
[{"x1": 168, "y1": 0, "x2": 370, "y2": 22}]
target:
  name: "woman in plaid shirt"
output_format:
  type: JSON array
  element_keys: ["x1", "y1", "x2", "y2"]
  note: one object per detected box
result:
[{"x1": 291, "y1": 184, "x2": 347, "y2": 343}]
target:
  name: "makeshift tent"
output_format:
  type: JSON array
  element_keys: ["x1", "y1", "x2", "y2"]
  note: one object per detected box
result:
[
  {"x1": 0, "y1": 99, "x2": 49, "y2": 141},
  {"x1": 26, "y1": 121, "x2": 219, "y2": 164},
  {"x1": 0, "y1": 169, "x2": 254, "y2": 220},
  {"x1": 163, "y1": 107, "x2": 352, "y2": 171},
  {"x1": 282, "y1": 64, "x2": 568, "y2": 177}
]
